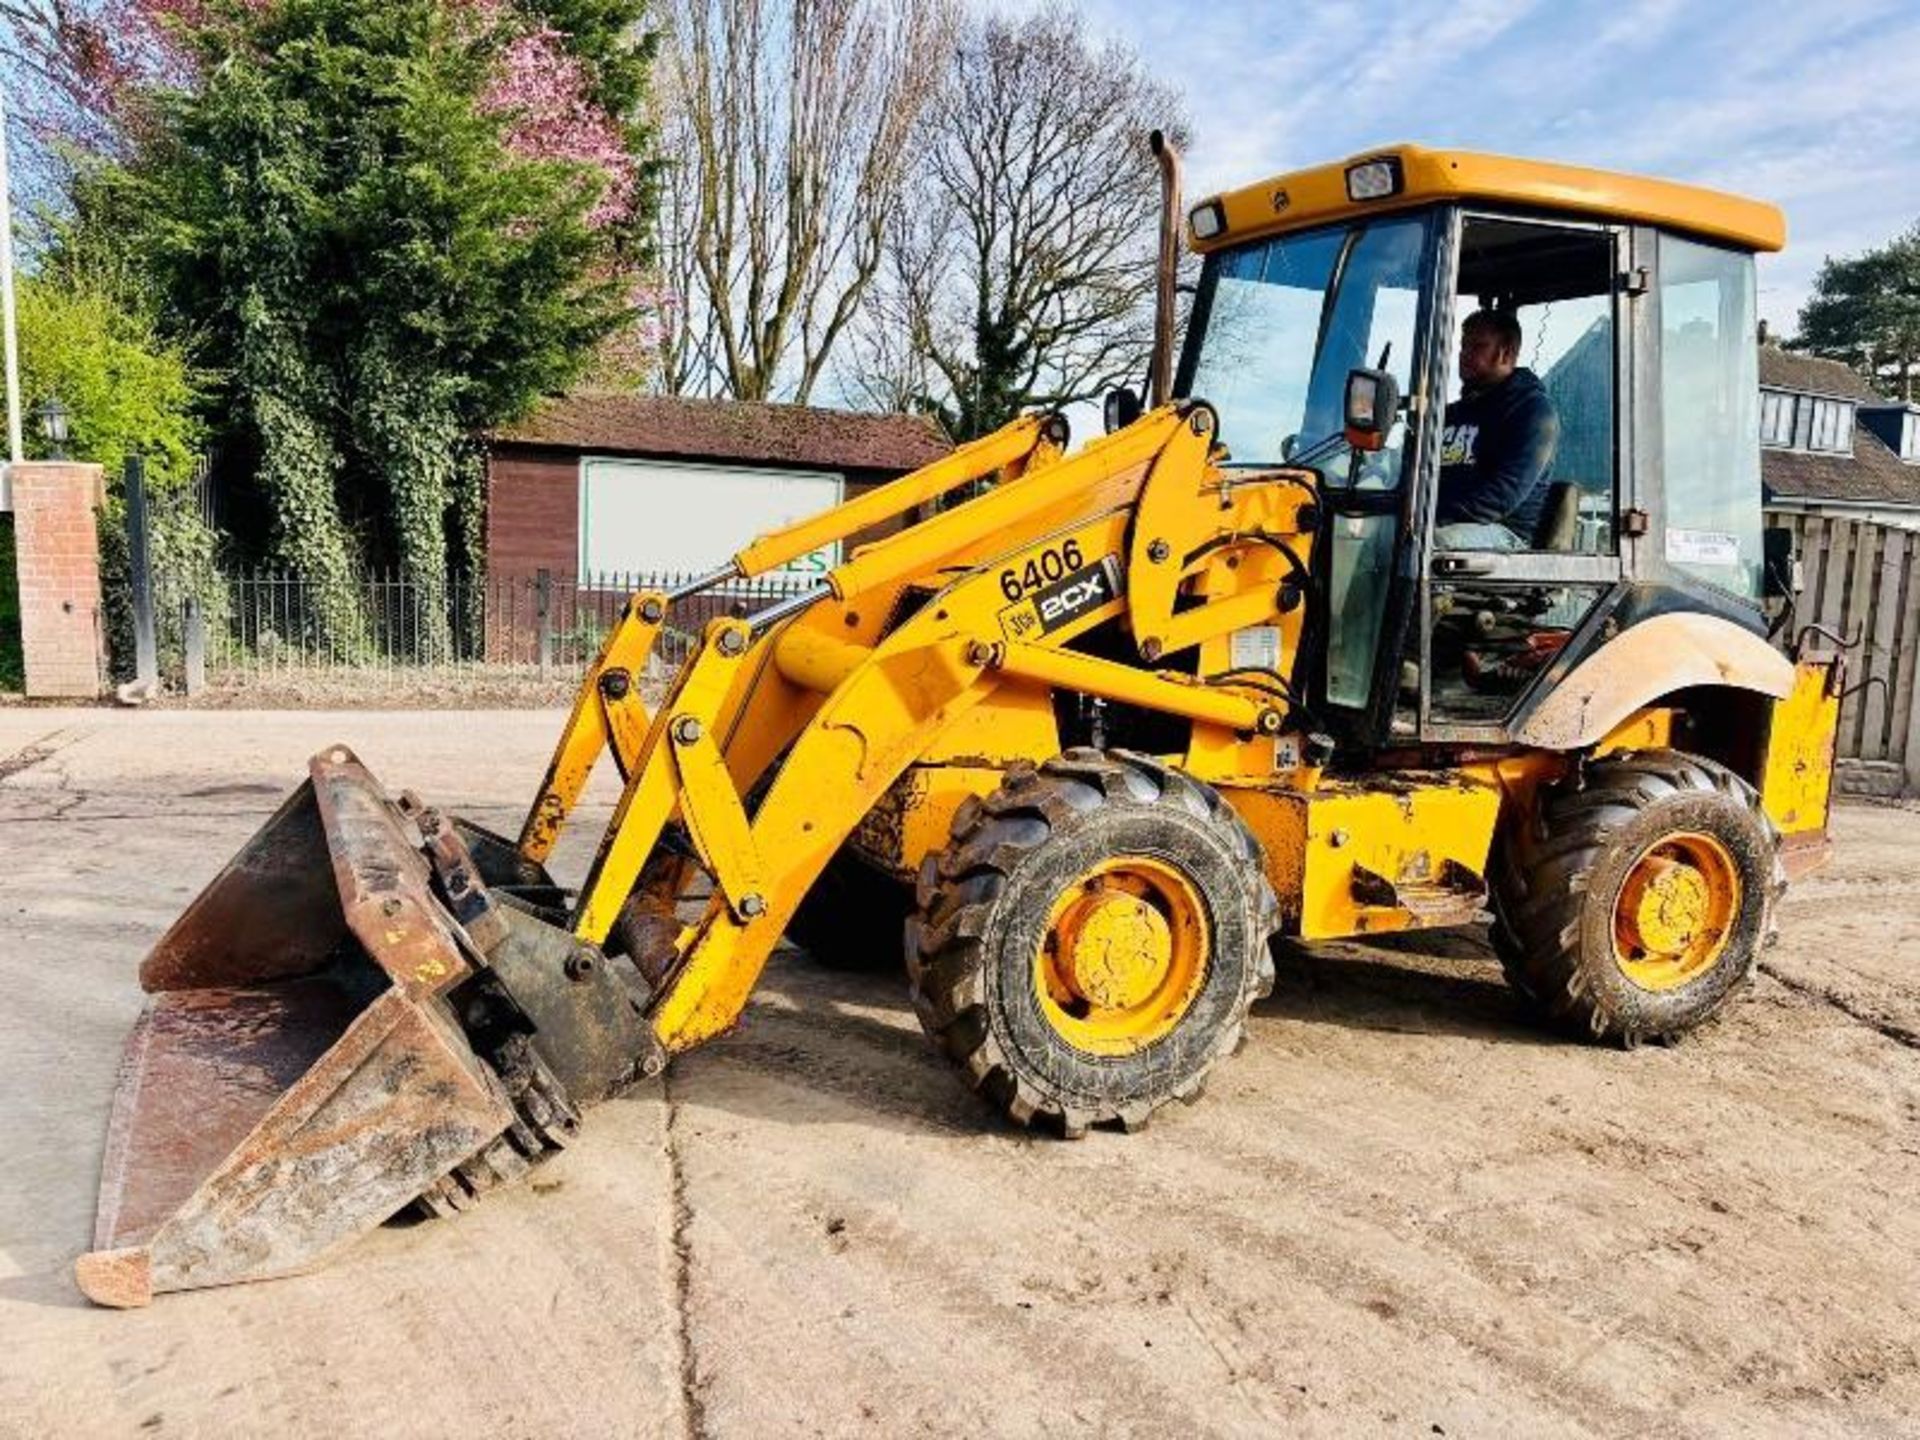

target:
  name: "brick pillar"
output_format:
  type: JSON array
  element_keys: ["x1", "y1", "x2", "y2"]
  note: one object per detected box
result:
[{"x1": 11, "y1": 462, "x2": 107, "y2": 698}]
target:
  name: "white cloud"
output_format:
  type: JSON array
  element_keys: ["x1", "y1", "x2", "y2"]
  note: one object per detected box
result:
[{"x1": 1061, "y1": 0, "x2": 1920, "y2": 335}]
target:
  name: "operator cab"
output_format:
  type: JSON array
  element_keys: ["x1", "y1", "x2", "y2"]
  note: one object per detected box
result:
[{"x1": 1174, "y1": 145, "x2": 1785, "y2": 748}]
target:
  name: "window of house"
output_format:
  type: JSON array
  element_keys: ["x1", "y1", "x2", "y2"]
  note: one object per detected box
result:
[
  {"x1": 1803, "y1": 397, "x2": 1853, "y2": 454},
  {"x1": 1759, "y1": 389, "x2": 1796, "y2": 448},
  {"x1": 1904, "y1": 411, "x2": 1920, "y2": 461}
]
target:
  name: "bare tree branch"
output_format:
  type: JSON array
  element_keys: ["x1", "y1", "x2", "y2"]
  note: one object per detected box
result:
[
  {"x1": 653, "y1": 0, "x2": 954, "y2": 401},
  {"x1": 842, "y1": 3, "x2": 1188, "y2": 439}
]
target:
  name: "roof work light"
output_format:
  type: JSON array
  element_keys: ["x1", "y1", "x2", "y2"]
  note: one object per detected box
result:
[{"x1": 1345, "y1": 158, "x2": 1404, "y2": 202}]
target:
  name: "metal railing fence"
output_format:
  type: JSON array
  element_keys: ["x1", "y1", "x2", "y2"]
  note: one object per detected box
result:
[
  {"x1": 153, "y1": 517, "x2": 1920, "y2": 785},
  {"x1": 150, "y1": 566, "x2": 815, "y2": 691}
]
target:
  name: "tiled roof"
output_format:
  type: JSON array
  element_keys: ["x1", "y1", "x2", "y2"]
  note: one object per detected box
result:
[
  {"x1": 1758, "y1": 347, "x2": 1882, "y2": 402},
  {"x1": 1764, "y1": 425, "x2": 1920, "y2": 507},
  {"x1": 493, "y1": 393, "x2": 952, "y2": 474}
]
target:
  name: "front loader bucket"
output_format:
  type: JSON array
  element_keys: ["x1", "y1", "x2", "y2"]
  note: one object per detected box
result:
[{"x1": 76, "y1": 746, "x2": 654, "y2": 1308}]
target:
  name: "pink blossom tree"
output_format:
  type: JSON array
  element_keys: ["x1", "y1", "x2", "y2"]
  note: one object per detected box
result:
[
  {"x1": 2, "y1": 0, "x2": 647, "y2": 232},
  {"x1": 481, "y1": 21, "x2": 638, "y2": 228}
]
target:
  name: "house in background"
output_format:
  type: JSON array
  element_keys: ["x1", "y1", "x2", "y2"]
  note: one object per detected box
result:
[
  {"x1": 1859, "y1": 398, "x2": 1920, "y2": 470},
  {"x1": 486, "y1": 393, "x2": 952, "y2": 584},
  {"x1": 1758, "y1": 347, "x2": 1920, "y2": 530}
]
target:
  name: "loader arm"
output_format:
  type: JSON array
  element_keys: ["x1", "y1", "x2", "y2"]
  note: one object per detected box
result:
[
  {"x1": 518, "y1": 588, "x2": 668, "y2": 862},
  {"x1": 565, "y1": 407, "x2": 1196, "y2": 949},
  {"x1": 614, "y1": 506, "x2": 1276, "y2": 1051},
  {"x1": 569, "y1": 406, "x2": 1314, "y2": 1051},
  {"x1": 515, "y1": 413, "x2": 1067, "y2": 864}
]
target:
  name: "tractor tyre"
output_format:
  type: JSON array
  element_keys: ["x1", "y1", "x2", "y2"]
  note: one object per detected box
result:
[
  {"x1": 1490, "y1": 749, "x2": 1784, "y2": 1046},
  {"x1": 786, "y1": 846, "x2": 913, "y2": 973},
  {"x1": 908, "y1": 749, "x2": 1279, "y2": 1137}
]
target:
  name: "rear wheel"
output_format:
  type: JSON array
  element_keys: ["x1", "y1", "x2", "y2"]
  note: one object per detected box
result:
[
  {"x1": 908, "y1": 750, "x2": 1278, "y2": 1136},
  {"x1": 1491, "y1": 749, "x2": 1782, "y2": 1045}
]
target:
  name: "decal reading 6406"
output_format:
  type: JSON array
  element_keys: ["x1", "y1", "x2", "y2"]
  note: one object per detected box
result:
[{"x1": 997, "y1": 551, "x2": 1123, "y2": 642}]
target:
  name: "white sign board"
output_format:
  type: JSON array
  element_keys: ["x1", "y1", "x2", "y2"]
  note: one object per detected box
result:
[
  {"x1": 1664, "y1": 527, "x2": 1741, "y2": 568},
  {"x1": 578, "y1": 457, "x2": 843, "y2": 580}
]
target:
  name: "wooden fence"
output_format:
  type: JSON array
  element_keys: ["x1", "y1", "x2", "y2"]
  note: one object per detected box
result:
[{"x1": 1769, "y1": 512, "x2": 1920, "y2": 794}]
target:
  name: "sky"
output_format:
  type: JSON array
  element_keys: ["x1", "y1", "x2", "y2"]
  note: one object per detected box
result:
[{"x1": 1042, "y1": 0, "x2": 1920, "y2": 337}]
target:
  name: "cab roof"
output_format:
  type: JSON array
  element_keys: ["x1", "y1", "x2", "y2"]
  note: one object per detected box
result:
[{"x1": 1188, "y1": 144, "x2": 1786, "y2": 255}]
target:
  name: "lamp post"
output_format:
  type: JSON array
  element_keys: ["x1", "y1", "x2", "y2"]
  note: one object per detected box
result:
[
  {"x1": 38, "y1": 396, "x2": 69, "y2": 460},
  {"x1": 0, "y1": 83, "x2": 21, "y2": 512}
]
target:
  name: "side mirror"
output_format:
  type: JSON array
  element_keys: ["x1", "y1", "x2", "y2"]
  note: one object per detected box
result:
[
  {"x1": 1104, "y1": 386, "x2": 1143, "y2": 434},
  {"x1": 1343, "y1": 367, "x2": 1400, "y2": 453}
]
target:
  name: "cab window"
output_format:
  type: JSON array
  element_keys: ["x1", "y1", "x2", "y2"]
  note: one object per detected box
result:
[
  {"x1": 1181, "y1": 216, "x2": 1433, "y2": 714},
  {"x1": 1658, "y1": 235, "x2": 1762, "y2": 598},
  {"x1": 1440, "y1": 217, "x2": 1618, "y2": 554}
]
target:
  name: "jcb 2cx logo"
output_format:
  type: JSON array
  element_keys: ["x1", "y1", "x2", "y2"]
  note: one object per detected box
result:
[{"x1": 998, "y1": 549, "x2": 1122, "y2": 641}]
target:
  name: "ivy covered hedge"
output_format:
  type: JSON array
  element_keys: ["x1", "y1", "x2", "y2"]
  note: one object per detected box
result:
[{"x1": 56, "y1": 0, "x2": 656, "y2": 655}]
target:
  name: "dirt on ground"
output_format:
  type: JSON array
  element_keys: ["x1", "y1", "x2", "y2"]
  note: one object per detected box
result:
[{"x1": 0, "y1": 710, "x2": 1915, "y2": 1439}]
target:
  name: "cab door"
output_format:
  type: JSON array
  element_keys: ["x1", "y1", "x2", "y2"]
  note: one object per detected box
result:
[{"x1": 1416, "y1": 213, "x2": 1639, "y2": 741}]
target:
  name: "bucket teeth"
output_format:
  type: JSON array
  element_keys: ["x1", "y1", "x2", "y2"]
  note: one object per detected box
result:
[{"x1": 412, "y1": 1053, "x2": 580, "y2": 1222}]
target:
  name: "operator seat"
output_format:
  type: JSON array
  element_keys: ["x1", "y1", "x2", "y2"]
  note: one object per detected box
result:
[{"x1": 1530, "y1": 481, "x2": 1582, "y2": 552}]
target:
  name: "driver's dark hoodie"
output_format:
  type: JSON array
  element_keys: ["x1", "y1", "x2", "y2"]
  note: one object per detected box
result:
[{"x1": 1435, "y1": 367, "x2": 1559, "y2": 537}]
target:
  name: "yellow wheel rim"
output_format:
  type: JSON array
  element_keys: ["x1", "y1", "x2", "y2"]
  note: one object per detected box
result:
[
  {"x1": 1033, "y1": 857, "x2": 1209, "y2": 1055},
  {"x1": 1611, "y1": 831, "x2": 1741, "y2": 992}
]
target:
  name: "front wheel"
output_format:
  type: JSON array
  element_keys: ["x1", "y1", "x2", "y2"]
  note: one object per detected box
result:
[
  {"x1": 908, "y1": 750, "x2": 1278, "y2": 1136},
  {"x1": 1491, "y1": 749, "x2": 1783, "y2": 1045}
]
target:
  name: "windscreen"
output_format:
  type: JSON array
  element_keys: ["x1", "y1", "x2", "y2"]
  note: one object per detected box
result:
[{"x1": 1182, "y1": 215, "x2": 1431, "y2": 474}]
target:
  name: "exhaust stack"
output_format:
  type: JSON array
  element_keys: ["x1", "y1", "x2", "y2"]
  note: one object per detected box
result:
[{"x1": 1148, "y1": 128, "x2": 1184, "y2": 408}]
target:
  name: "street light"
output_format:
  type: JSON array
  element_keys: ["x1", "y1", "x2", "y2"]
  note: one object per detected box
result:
[{"x1": 38, "y1": 396, "x2": 68, "y2": 459}]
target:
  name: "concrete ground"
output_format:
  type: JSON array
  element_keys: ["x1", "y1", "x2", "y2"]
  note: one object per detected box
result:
[{"x1": 0, "y1": 709, "x2": 1916, "y2": 1439}]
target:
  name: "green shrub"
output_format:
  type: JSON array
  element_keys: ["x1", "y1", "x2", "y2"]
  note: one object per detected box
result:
[{"x1": 16, "y1": 265, "x2": 215, "y2": 681}]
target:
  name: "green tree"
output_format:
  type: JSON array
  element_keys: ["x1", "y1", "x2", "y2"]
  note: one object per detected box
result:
[
  {"x1": 16, "y1": 264, "x2": 203, "y2": 489},
  {"x1": 1793, "y1": 223, "x2": 1920, "y2": 402},
  {"x1": 13, "y1": 259, "x2": 214, "y2": 679},
  {"x1": 77, "y1": 0, "x2": 652, "y2": 650}
]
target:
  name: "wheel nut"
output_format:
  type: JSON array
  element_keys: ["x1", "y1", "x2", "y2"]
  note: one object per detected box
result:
[
  {"x1": 673, "y1": 716, "x2": 703, "y2": 745},
  {"x1": 716, "y1": 627, "x2": 747, "y2": 656},
  {"x1": 1147, "y1": 539, "x2": 1171, "y2": 563},
  {"x1": 599, "y1": 667, "x2": 631, "y2": 700},
  {"x1": 639, "y1": 596, "x2": 666, "y2": 623},
  {"x1": 739, "y1": 893, "x2": 767, "y2": 918}
]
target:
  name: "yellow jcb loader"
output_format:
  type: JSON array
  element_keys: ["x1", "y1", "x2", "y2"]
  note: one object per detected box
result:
[{"x1": 77, "y1": 139, "x2": 1843, "y2": 1307}]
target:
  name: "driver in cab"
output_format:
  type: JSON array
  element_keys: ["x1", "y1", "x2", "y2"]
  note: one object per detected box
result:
[{"x1": 1435, "y1": 309, "x2": 1559, "y2": 550}]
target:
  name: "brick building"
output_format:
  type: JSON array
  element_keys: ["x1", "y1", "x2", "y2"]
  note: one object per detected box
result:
[{"x1": 485, "y1": 394, "x2": 952, "y2": 585}]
